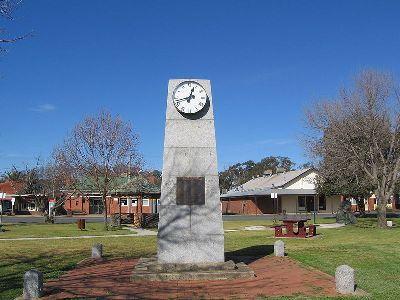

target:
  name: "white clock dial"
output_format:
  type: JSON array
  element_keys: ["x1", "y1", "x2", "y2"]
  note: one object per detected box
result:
[{"x1": 172, "y1": 81, "x2": 208, "y2": 114}]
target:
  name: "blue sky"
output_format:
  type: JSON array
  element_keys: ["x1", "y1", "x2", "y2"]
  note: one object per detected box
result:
[{"x1": 1, "y1": 0, "x2": 400, "y2": 172}]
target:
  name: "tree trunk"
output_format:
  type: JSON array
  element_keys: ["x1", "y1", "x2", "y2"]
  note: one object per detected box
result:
[
  {"x1": 376, "y1": 191, "x2": 388, "y2": 228},
  {"x1": 103, "y1": 193, "x2": 108, "y2": 231}
]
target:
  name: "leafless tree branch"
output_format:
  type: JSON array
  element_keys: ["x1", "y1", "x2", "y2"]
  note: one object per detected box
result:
[{"x1": 305, "y1": 70, "x2": 400, "y2": 228}]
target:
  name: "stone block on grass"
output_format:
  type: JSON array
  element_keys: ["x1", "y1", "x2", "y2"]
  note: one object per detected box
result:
[
  {"x1": 23, "y1": 269, "x2": 43, "y2": 299},
  {"x1": 92, "y1": 243, "x2": 103, "y2": 258},
  {"x1": 274, "y1": 240, "x2": 285, "y2": 257},
  {"x1": 336, "y1": 265, "x2": 355, "y2": 294}
]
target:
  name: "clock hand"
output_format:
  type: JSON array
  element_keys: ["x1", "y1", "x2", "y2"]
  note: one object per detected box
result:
[
  {"x1": 175, "y1": 88, "x2": 195, "y2": 104},
  {"x1": 187, "y1": 87, "x2": 194, "y2": 103},
  {"x1": 175, "y1": 97, "x2": 190, "y2": 103}
]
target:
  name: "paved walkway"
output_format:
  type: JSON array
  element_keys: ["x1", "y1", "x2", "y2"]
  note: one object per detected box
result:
[
  {"x1": 1, "y1": 224, "x2": 344, "y2": 240},
  {"x1": 318, "y1": 223, "x2": 345, "y2": 229},
  {"x1": 0, "y1": 228, "x2": 157, "y2": 241},
  {"x1": 42, "y1": 256, "x2": 341, "y2": 299}
]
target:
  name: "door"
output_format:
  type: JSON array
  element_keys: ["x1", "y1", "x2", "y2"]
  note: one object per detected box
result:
[
  {"x1": 256, "y1": 196, "x2": 280, "y2": 214},
  {"x1": 89, "y1": 197, "x2": 104, "y2": 214}
]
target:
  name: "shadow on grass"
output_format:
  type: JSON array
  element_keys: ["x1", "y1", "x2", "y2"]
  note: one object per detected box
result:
[
  {"x1": 0, "y1": 253, "x2": 84, "y2": 299},
  {"x1": 362, "y1": 212, "x2": 400, "y2": 218},
  {"x1": 225, "y1": 245, "x2": 274, "y2": 264}
]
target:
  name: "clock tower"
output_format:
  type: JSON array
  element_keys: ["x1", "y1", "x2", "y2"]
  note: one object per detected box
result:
[{"x1": 157, "y1": 79, "x2": 225, "y2": 264}]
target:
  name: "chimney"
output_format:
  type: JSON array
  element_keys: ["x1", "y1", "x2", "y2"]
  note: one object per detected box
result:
[
  {"x1": 276, "y1": 167, "x2": 285, "y2": 174},
  {"x1": 149, "y1": 175, "x2": 155, "y2": 184},
  {"x1": 263, "y1": 169, "x2": 273, "y2": 176}
]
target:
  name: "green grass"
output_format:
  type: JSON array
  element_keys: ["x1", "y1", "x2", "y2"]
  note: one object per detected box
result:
[
  {"x1": 0, "y1": 236, "x2": 157, "y2": 299},
  {"x1": 0, "y1": 223, "x2": 135, "y2": 238},
  {"x1": 1, "y1": 218, "x2": 399, "y2": 299}
]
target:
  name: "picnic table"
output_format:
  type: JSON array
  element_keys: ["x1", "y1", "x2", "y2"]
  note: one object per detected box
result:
[{"x1": 272, "y1": 216, "x2": 317, "y2": 238}]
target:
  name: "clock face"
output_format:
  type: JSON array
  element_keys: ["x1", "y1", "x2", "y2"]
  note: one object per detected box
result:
[{"x1": 172, "y1": 81, "x2": 208, "y2": 114}]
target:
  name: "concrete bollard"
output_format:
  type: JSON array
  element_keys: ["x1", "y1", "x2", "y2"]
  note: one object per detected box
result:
[
  {"x1": 23, "y1": 269, "x2": 43, "y2": 299},
  {"x1": 335, "y1": 265, "x2": 355, "y2": 294},
  {"x1": 92, "y1": 243, "x2": 103, "y2": 258},
  {"x1": 274, "y1": 240, "x2": 285, "y2": 257}
]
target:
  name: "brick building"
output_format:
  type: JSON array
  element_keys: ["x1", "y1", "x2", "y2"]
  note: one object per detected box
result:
[
  {"x1": 0, "y1": 181, "x2": 40, "y2": 215},
  {"x1": 63, "y1": 175, "x2": 161, "y2": 215}
]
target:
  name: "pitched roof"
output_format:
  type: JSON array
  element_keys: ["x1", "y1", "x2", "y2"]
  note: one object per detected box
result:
[
  {"x1": 76, "y1": 175, "x2": 161, "y2": 195},
  {"x1": 0, "y1": 181, "x2": 24, "y2": 194},
  {"x1": 221, "y1": 188, "x2": 317, "y2": 198},
  {"x1": 229, "y1": 168, "x2": 313, "y2": 193}
]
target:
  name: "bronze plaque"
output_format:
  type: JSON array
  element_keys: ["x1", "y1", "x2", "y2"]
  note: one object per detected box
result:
[{"x1": 176, "y1": 177, "x2": 205, "y2": 205}]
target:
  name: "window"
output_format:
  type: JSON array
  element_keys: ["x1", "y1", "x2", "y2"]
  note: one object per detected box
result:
[
  {"x1": 298, "y1": 195, "x2": 316, "y2": 212},
  {"x1": 319, "y1": 195, "x2": 326, "y2": 210},
  {"x1": 132, "y1": 198, "x2": 138, "y2": 206},
  {"x1": 298, "y1": 196, "x2": 306, "y2": 208},
  {"x1": 119, "y1": 198, "x2": 128, "y2": 206},
  {"x1": 142, "y1": 198, "x2": 150, "y2": 206},
  {"x1": 27, "y1": 202, "x2": 36, "y2": 211}
]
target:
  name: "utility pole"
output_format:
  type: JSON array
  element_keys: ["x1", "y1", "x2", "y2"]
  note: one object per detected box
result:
[{"x1": 128, "y1": 154, "x2": 132, "y2": 179}]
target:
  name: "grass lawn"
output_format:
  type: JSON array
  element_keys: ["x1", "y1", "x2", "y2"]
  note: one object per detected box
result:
[
  {"x1": 1, "y1": 218, "x2": 399, "y2": 299},
  {"x1": 0, "y1": 223, "x2": 135, "y2": 239}
]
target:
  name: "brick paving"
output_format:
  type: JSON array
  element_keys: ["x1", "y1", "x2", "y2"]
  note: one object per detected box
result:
[{"x1": 43, "y1": 256, "x2": 339, "y2": 299}]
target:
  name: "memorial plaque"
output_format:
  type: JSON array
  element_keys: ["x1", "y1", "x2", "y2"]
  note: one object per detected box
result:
[{"x1": 176, "y1": 177, "x2": 205, "y2": 205}]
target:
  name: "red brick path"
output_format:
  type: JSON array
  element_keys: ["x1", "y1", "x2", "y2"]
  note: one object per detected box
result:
[{"x1": 43, "y1": 256, "x2": 339, "y2": 299}]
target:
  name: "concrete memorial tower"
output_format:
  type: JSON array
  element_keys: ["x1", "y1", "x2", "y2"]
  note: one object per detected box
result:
[
  {"x1": 157, "y1": 79, "x2": 224, "y2": 264},
  {"x1": 131, "y1": 80, "x2": 254, "y2": 281}
]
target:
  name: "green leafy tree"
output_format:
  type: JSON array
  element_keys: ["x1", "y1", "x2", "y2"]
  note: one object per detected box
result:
[
  {"x1": 219, "y1": 156, "x2": 296, "y2": 192},
  {"x1": 0, "y1": 166, "x2": 24, "y2": 182}
]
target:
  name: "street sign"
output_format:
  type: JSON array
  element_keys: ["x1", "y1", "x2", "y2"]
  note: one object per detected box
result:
[{"x1": 49, "y1": 199, "x2": 56, "y2": 217}]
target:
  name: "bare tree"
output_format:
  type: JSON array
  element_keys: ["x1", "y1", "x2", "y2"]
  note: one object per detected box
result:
[
  {"x1": 54, "y1": 110, "x2": 141, "y2": 230},
  {"x1": 0, "y1": 0, "x2": 27, "y2": 52},
  {"x1": 22, "y1": 162, "x2": 49, "y2": 215},
  {"x1": 306, "y1": 70, "x2": 400, "y2": 228}
]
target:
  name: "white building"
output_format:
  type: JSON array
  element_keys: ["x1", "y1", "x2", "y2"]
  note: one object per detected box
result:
[{"x1": 220, "y1": 168, "x2": 341, "y2": 214}]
